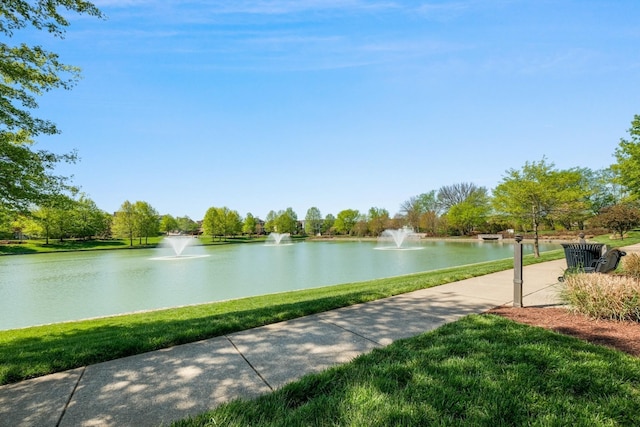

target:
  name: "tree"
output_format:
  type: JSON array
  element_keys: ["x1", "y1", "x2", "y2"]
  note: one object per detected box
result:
[
  {"x1": 1, "y1": 1, "x2": 103, "y2": 212},
  {"x1": 545, "y1": 169, "x2": 591, "y2": 231},
  {"x1": 20, "y1": 213, "x2": 44, "y2": 239},
  {"x1": 30, "y1": 193, "x2": 76, "y2": 243},
  {"x1": 275, "y1": 208, "x2": 298, "y2": 235},
  {"x1": 202, "y1": 207, "x2": 224, "y2": 241},
  {"x1": 18, "y1": 193, "x2": 108, "y2": 242},
  {"x1": 353, "y1": 213, "x2": 369, "y2": 237},
  {"x1": 492, "y1": 158, "x2": 587, "y2": 257},
  {"x1": 201, "y1": 207, "x2": 241, "y2": 240},
  {"x1": 584, "y1": 168, "x2": 626, "y2": 216},
  {"x1": 304, "y1": 207, "x2": 323, "y2": 236},
  {"x1": 446, "y1": 188, "x2": 491, "y2": 235},
  {"x1": 72, "y1": 194, "x2": 110, "y2": 239},
  {"x1": 1, "y1": 132, "x2": 78, "y2": 214},
  {"x1": 159, "y1": 214, "x2": 178, "y2": 235},
  {"x1": 592, "y1": 203, "x2": 640, "y2": 240},
  {"x1": 221, "y1": 207, "x2": 242, "y2": 238},
  {"x1": 419, "y1": 210, "x2": 441, "y2": 236},
  {"x1": 176, "y1": 216, "x2": 199, "y2": 235},
  {"x1": 548, "y1": 167, "x2": 597, "y2": 231},
  {"x1": 437, "y1": 183, "x2": 483, "y2": 211},
  {"x1": 243, "y1": 213, "x2": 257, "y2": 237},
  {"x1": 11, "y1": 213, "x2": 35, "y2": 240},
  {"x1": 612, "y1": 115, "x2": 640, "y2": 199},
  {"x1": 0, "y1": 210, "x2": 30, "y2": 239},
  {"x1": 112, "y1": 201, "x2": 136, "y2": 246},
  {"x1": 30, "y1": 205, "x2": 57, "y2": 244},
  {"x1": 434, "y1": 184, "x2": 491, "y2": 236},
  {"x1": 264, "y1": 210, "x2": 277, "y2": 233},
  {"x1": 400, "y1": 191, "x2": 438, "y2": 232},
  {"x1": 334, "y1": 209, "x2": 360, "y2": 235},
  {"x1": 368, "y1": 207, "x2": 390, "y2": 236},
  {"x1": 133, "y1": 201, "x2": 159, "y2": 245},
  {"x1": 1, "y1": 1, "x2": 103, "y2": 139},
  {"x1": 322, "y1": 213, "x2": 336, "y2": 235}
]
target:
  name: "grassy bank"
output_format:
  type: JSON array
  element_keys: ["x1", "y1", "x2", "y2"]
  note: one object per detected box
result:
[
  {"x1": 0, "y1": 231, "x2": 630, "y2": 256},
  {"x1": 174, "y1": 314, "x2": 640, "y2": 426},
  {"x1": 0, "y1": 250, "x2": 563, "y2": 386},
  {"x1": 0, "y1": 235, "x2": 273, "y2": 255}
]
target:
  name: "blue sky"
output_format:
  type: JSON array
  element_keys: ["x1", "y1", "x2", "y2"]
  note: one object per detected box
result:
[{"x1": 28, "y1": 0, "x2": 640, "y2": 220}]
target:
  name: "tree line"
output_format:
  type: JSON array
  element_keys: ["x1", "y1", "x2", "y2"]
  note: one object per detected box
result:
[
  {"x1": 2, "y1": 3, "x2": 640, "y2": 256},
  {"x1": 3, "y1": 116, "x2": 640, "y2": 255}
]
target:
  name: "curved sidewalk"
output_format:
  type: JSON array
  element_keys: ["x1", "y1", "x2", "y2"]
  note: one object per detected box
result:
[{"x1": 0, "y1": 256, "x2": 579, "y2": 426}]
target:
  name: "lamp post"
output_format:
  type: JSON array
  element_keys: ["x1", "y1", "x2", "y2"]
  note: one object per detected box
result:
[{"x1": 513, "y1": 234, "x2": 523, "y2": 307}]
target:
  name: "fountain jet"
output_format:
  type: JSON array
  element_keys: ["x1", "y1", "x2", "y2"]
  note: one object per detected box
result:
[
  {"x1": 266, "y1": 232, "x2": 292, "y2": 245},
  {"x1": 151, "y1": 236, "x2": 210, "y2": 260},
  {"x1": 163, "y1": 235, "x2": 195, "y2": 256},
  {"x1": 376, "y1": 228, "x2": 422, "y2": 250}
]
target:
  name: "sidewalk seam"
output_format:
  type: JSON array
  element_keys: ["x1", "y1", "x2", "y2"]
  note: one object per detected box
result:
[
  {"x1": 225, "y1": 335, "x2": 274, "y2": 392},
  {"x1": 55, "y1": 367, "x2": 85, "y2": 427},
  {"x1": 319, "y1": 318, "x2": 386, "y2": 347}
]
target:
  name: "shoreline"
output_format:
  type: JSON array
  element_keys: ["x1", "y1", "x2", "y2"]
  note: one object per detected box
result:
[{"x1": 1, "y1": 232, "x2": 617, "y2": 256}]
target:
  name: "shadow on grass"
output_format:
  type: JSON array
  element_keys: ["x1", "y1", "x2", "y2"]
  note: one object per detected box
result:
[
  {"x1": 175, "y1": 315, "x2": 640, "y2": 426},
  {"x1": 40, "y1": 240, "x2": 130, "y2": 250},
  {"x1": 1, "y1": 239, "x2": 131, "y2": 255},
  {"x1": 0, "y1": 245, "x2": 38, "y2": 255}
]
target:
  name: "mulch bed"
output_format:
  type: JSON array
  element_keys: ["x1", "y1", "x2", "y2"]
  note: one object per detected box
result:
[{"x1": 487, "y1": 306, "x2": 640, "y2": 357}]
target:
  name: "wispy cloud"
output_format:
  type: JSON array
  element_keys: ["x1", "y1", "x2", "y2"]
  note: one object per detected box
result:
[
  {"x1": 416, "y1": 1, "x2": 474, "y2": 17},
  {"x1": 208, "y1": 0, "x2": 400, "y2": 15},
  {"x1": 93, "y1": 0, "x2": 154, "y2": 6},
  {"x1": 88, "y1": 0, "x2": 404, "y2": 34},
  {"x1": 94, "y1": 0, "x2": 400, "y2": 15},
  {"x1": 79, "y1": 1, "x2": 444, "y2": 73},
  {"x1": 414, "y1": 0, "x2": 516, "y2": 20},
  {"x1": 482, "y1": 48, "x2": 626, "y2": 75},
  {"x1": 80, "y1": 0, "x2": 611, "y2": 76}
]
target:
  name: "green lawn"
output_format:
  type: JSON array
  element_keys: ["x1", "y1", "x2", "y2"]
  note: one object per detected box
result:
[
  {"x1": 173, "y1": 314, "x2": 640, "y2": 426},
  {"x1": 0, "y1": 233, "x2": 638, "y2": 389},
  {"x1": 0, "y1": 237, "x2": 167, "y2": 254}
]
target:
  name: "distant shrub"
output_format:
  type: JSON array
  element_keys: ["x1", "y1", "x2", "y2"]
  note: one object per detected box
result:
[
  {"x1": 562, "y1": 273, "x2": 640, "y2": 322},
  {"x1": 622, "y1": 252, "x2": 640, "y2": 279}
]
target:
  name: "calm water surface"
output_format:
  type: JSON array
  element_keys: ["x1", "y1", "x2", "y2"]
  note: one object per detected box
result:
[{"x1": 0, "y1": 240, "x2": 559, "y2": 330}]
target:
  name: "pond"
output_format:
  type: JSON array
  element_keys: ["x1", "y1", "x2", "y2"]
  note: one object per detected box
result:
[{"x1": 0, "y1": 239, "x2": 559, "y2": 330}]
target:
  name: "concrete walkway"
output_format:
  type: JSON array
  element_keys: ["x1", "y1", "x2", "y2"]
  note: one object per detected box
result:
[{"x1": 0, "y1": 256, "x2": 576, "y2": 427}]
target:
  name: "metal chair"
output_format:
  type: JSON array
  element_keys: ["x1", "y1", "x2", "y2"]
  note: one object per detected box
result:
[{"x1": 594, "y1": 248, "x2": 627, "y2": 273}]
